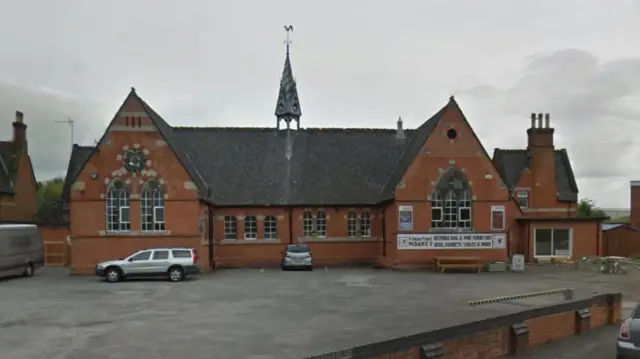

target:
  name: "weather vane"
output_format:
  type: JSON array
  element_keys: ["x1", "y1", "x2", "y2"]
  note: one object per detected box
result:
[{"x1": 284, "y1": 25, "x2": 294, "y2": 55}]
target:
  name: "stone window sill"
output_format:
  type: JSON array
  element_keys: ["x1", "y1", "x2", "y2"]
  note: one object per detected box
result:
[
  {"x1": 99, "y1": 230, "x2": 172, "y2": 236},
  {"x1": 299, "y1": 237, "x2": 379, "y2": 243},
  {"x1": 220, "y1": 239, "x2": 282, "y2": 245}
]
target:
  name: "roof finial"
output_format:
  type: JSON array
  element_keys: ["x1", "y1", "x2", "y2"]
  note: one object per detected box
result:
[{"x1": 284, "y1": 25, "x2": 294, "y2": 56}]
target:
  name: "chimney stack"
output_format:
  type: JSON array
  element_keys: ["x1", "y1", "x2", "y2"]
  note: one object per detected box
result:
[
  {"x1": 12, "y1": 110, "x2": 27, "y2": 152},
  {"x1": 544, "y1": 113, "x2": 550, "y2": 128},
  {"x1": 396, "y1": 116, "x2": 406, "y2": 140}
]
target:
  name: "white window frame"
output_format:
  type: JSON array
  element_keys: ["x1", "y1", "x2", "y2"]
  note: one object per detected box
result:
[
  {"x1": 244, "y1": 215, "x2": 258, "y2": 240},
  {"x1": 224, "y1": 215, "x2": 237, "y2": 240},
  {"x1": 264, "y1": 215, "x2": 277, "y2": 240},
  {"x1": 457, "y1": 191, "x2": 472, "y2": 229},
  {"x1": 360, "y1": 211, "x2": 371, "y2": 237},
  {"x1": 106, "y1": 182, "x2": 130, "y2": 232},
  {"x1": 347, "y1": 211, "x2": 358, "y2": 237},
  {"x1": 302, "y1": 211, "x2": 314, "y2": 237},
  {"x1": 316, "y1": 210, "x2": 327, "y2": 238},
  {"x1": 141, "y1": 187, "x2": 165, "y2": 232},
  {"x1": 533, "y1": 228, "x2": 573, "y2": 258},
  {"x1": 516, "y1": 190, "x2": 529, "y2": 208},
  {"x1": 490, "y1": 206, "x2": 505, "y2": 231},
  {"x1": 431, "y1": 192, "x2": 443, "y2": 224}
]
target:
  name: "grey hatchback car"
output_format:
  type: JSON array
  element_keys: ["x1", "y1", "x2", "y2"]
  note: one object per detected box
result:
[
  {"x1": 617, "y1": 303, "x2": 640, "y2": 358},
  {"x1": 95, "y1": 247, "x2": 201, "y2": 283},
  {"x1": 281, "y1": 244, "x2": 313, "y2": 271}
]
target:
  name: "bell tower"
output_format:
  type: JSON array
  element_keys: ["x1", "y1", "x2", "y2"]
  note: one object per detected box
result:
[{"x1": 275, "y1": 25, "x2": 302, "y2": 130}]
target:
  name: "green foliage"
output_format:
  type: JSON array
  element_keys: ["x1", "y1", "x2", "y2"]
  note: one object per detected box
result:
[
  {"x1": 577, "y1": 198, "x2": 607, "y2": 219},
  {"x1": 36, "y1": 177, "x2": 64, "y2": 221}
]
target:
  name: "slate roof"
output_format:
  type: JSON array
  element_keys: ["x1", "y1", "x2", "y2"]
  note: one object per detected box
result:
[
  {"x1": 602, "y1": 223, "x2": 637, "y2": 232},
  {"x1": 492, "y1": 148, "x2": 579, "y2": 202},
  {"x1": 174, "y1": 127, "x2": 413, "y2": 205},
  {"x1": 61, "y1": 144, "x2": 93, "y2": 204},
  {"x1": 0, "y1": 143, "x2": 14, "y2": 195}
]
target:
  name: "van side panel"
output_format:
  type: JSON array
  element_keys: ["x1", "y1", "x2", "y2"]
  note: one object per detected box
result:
[{"x1": 0, "y1": 224, "x2": 45, "y2": 278}]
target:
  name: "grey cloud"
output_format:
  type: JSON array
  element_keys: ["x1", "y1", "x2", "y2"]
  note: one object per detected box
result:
[
  {"x1": 0, "y1": 81, "x2": 109, "y2": 181},
  {"x1": 457, "y1": 49, "x2": 640, "y2": 207}
]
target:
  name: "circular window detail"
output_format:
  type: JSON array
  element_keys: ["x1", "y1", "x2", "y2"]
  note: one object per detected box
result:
[{"x1": 447, "y1": 128, "x2": 457, "y2": 139}]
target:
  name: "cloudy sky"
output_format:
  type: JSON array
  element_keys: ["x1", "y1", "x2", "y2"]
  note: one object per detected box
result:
[{"x1": 0, "y1": 0, "x2": 639, "y2": 208}]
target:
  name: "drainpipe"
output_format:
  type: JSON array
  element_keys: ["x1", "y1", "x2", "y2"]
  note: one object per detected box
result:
[
  {"x1": 381, "y1": 208, "x2": 386, "y2": 257},
  {"x1": 208, "y1": 204, "x2": 214, "y2": 270},
  {"x1": 288, "y1": 207, "x2": 293, "y2": 244}
]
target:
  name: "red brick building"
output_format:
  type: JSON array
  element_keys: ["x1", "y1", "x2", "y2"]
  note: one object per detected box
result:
[
  {"x1": 61, "y1": 45, "x2": 604, "y2": 274},
  {"x1": 0, "y1": 111, "x2": 38, "y2": 221}
]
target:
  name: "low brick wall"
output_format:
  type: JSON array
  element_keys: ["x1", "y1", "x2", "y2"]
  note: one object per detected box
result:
[{"x1": 304, "y1": 292, "x2": 621, "y2": 359}]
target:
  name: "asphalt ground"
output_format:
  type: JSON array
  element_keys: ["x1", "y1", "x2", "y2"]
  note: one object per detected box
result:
[{"x1": 0, "y1": 265, "x2": 635, "y2": 359}]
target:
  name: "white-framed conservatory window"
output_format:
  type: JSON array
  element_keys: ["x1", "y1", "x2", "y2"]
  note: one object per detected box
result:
[
  {"x1": 141, "y1": 180, "x2": 165, "y2": 232},
  {"x1": 534, "y1": 228, "x2": 572, "y2": 257},
  {"x1": 106, "y1": 180, "x2": 130, "y2": 232}
]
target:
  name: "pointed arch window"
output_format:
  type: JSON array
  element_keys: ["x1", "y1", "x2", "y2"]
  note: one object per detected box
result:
[
  {"x1": 106, "y1": 179, "x2": 130, "y2": 232},
  {"x1": 141, "y1": 179, "x2": 165, "y2": 232},
  {"x1": 431, "y1": 169, "x2": 472, "y2": 230}
]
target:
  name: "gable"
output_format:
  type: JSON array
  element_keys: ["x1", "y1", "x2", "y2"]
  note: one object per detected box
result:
[
  {"x1": 0, "y1": 151, "x2": 13, "y2": 195},
  {"x1": 382, "y1": 97, "x2": 512, "y2": 202},
  {"x1": 69, "y1": 88, "x2": 209, "y2": 200},
  {"x1": 492, "y1": 148, "x2": 579, "y2": 202}
]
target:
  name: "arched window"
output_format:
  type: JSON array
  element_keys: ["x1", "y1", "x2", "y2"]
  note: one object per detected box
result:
[
  {"x1": 347, "y1": 211, "x2": 358, "y2": 237},
  {"x1": 244, "y1": 215, "x2": 257, "y2": 240},
  {"x1": 316, "y1": 210, "x2": 327, "y2": 237},
  {"x1": 360, "y1": 211, "x2": 371, "y2": 237},
  {"x1": 302, "y1": 211, "x2": 314, "y2": 236},
  {"x1": 141, "y1": 179, "x2": 165, "y2": 232},
  {"x1": 106, "y1": 179, "x2": 130, "y2": 232},
  {"x1": 431, "y1": 168, "x2": 472, "y2": 230},
  {"x1": 264, "y1": 215, "x2": 277, "y2": 240}
]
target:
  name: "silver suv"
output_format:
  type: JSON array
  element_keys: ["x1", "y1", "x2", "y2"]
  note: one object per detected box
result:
[{"x1": 94, "y1": 247, "x2": 201, "y2": 283}]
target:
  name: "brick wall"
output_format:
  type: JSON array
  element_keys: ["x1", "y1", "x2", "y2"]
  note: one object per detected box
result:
[{"x1": 304, "y1": 292, "x2": 621, "y2": 359}]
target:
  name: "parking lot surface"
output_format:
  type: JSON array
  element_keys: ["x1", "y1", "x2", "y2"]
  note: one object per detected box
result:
[{"x1": 1, "y1": 266, "x2": 637, "y2": 359}]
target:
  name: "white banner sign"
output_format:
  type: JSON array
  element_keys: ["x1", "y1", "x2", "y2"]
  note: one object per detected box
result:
[{"x1": 397, "y1": 233, "x2": 506, "y2": 250}]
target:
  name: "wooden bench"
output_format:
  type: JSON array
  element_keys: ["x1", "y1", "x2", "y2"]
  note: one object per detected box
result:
[{"x1": 433, "y1": 256, "x2": 482, "y2": 273}]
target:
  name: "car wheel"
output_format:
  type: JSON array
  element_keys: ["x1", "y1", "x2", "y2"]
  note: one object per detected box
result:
[
  {"x1": 105, "y1": 267, "x2": 121, "y2": 283},
  {"x1": 23, "y1": 263, "x2": 34, "y2": 277},
  {"x1": 307, "y1": 266, "x2": 313, "y2": 271},
  {"x1": 168, "y1": 267, "x2": 184, "y2": 282}
]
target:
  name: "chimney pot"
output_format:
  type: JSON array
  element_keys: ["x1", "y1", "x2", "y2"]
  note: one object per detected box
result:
[
  {"x1": 537, "y1": 113, "x2": 544, "y2": 128},
  {"x1": 544, "y1": 113, "x2": 550, "y2": 128},
  {"x1": 15, "y1": 111, "x2": 23, "y2": 123},
  {"x1": 530, "y1": 113, "x2": 536, "y2": 128}
]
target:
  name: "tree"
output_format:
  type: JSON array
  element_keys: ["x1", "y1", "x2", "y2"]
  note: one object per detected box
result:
[
  {"x1": 577, "y1": 198, "x2": 606, "y2": 218},
  {"x1": 36, "y1": 177, "x2": 64, "y2": 221}
]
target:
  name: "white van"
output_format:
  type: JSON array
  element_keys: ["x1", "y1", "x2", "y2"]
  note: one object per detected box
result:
[{"x1": 0, "y1": 224, "x2": 44, "y2": 278}]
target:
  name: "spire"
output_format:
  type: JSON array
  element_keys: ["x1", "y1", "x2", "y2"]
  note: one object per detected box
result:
[{"x1": 275, "y1": 25, "x2": 302, "y2": 130}]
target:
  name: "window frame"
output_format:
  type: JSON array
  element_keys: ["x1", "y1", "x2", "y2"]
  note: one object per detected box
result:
[
  {"x1": 534, "y1": 228, "x2": 572, "y2": 258},
  {"x1": 302, "y1": 211, "x2": 314, "y2": 237},
  {"x1": 128, "y1": 250, "x2": 151, "y2": 261},
  {"x1": 490, "y1": 206, "x2": 505, "y2": 231},
  {"x1": 244, "y1": 215, "x2": 258, "y2": 240},
  {"x1": 430, "y1": 169, "x2": 473, "y2": 230},
  {"x1": 516, "y1": 190, "x2": 529, "y2": 208},
  {"x1": 224, "y1": 215, "x2": 237, "y2": 240},
  {"x1": 141, "y1": 185, "x2": 166, "y2": 232},
  {"x1": 105, "y1": 180, "x2": 131, "y2": 232},
  {"x1": 316, "y1": 210, "x2": 327, "y2": 238},
  {"x1": 347, "y1": 211, "x2": 358, "y2": 237},
  {"x1": 360, "y1": 211, "x2": 371, "y2": 237},
  {"x1": 264, "y1": 215, "x2": 278, "y2": 240}
]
